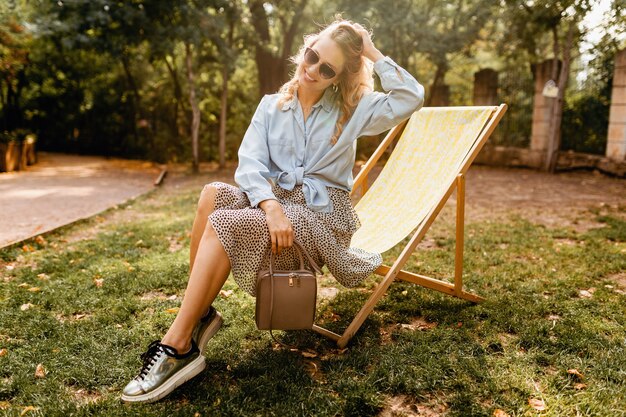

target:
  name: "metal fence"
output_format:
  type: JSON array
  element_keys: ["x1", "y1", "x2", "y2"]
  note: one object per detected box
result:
[{"x1": 493, "y1": 68, "x2": 534, "y2": 148}]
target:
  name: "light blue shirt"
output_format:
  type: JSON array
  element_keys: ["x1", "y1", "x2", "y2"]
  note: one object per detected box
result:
[{"x1": 235, "y1": 56, "x2": 425, "y2": 213}]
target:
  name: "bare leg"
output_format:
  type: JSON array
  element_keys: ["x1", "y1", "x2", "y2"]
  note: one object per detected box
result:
[
  {"x1": 161, "y1": 220, "x2": 231, "y2": 353},
  {"x1": 161, "y1": 184, "x2": 228, "y2": 353},
  {"x1": 189, "y1": 184, "x2": 218, "y2": 272}
]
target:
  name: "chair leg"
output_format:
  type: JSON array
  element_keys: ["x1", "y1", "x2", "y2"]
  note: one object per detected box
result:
[
  {"x1": 454, "y1": 174, "x2": 465, "y2": 296},
  {"x1": 335, "y1": 266, "x2": 398, "y2": 348}
]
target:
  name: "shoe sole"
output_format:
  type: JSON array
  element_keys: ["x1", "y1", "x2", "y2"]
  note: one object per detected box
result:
[
  {"x1": 120, "y1": 355, "x2": 206, "y2": 404},
  {"x1": 198, "y1": 311, "x2": 223, "y2": 355}
]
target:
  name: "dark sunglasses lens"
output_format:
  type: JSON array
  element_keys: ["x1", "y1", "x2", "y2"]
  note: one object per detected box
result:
[
  {"x1": 304, "y1": 48, "x2": 318, "y2": 65},
  {"x1": 304, "y1": 47, "x2": 336, "y2": 79},
  {"x1": 319, "y1": 64, "x2": 336, "y2": 79}
]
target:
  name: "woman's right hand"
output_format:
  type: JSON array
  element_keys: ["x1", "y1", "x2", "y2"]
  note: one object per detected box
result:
[
  {"x1": 259, "y1": 199, "x2": 293, "y2": 255},
  {"x1": 353, "y1": 23, "x2": 384, "y2": 62}
]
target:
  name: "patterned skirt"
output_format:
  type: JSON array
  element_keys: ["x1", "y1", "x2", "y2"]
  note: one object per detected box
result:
[{"x1": 207, "y1": 182, "x2": 383, "y2": 296}]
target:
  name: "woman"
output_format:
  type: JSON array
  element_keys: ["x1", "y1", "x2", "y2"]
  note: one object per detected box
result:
[{"x1": 121, "y1": 17, "x2": 424, "y2": 403}]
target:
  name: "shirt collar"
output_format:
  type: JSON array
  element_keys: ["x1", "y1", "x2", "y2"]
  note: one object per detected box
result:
[{"x1": 281, "y1": 88, "x2": 336, "y2": 112}]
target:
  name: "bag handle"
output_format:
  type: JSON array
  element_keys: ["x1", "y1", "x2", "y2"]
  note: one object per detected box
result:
[{"x1": 268, "y1": 239, "x2": 322, "y2": 276}]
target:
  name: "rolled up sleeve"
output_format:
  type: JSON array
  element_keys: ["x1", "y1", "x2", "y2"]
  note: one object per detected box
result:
[
  {"x1": 357, "y1": 56, "x2": 425, "y2": 137},
  {"x1": 234, "y1": 96, "x2": 277, "y2": 207}
]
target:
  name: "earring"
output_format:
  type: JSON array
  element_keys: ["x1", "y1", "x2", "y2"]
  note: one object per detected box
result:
[{"x1": 332, "y1": 84, "x2": 338, "y2": 93}]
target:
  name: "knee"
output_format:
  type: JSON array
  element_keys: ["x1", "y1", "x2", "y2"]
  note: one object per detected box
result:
[{"x1": 198, "y1": 184, "x2": 218, "y2": 212}]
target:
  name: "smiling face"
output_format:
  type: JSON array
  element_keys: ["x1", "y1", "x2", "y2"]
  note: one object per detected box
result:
[{"x1": 298, "y1": 34, "x2": 345, "y2": 93}]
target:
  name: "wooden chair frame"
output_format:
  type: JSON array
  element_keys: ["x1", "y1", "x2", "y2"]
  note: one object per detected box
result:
[{"x1": 312, "y1": 104, "x2": 508, "y2": 348}]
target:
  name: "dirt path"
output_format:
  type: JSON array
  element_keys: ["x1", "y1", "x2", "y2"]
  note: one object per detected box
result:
[
  {"x1": 0, "y1": 153, "x2": 160, "y2": 248},
  {"x1": 1, "y1": 155, "x2": 624, "y2": 250},
  {"x1": 461, "y1": 166, "x2": 625, "y2": 229},
  {"x1": 163, "y1": 164, "x2": 625, "y2": 226}
]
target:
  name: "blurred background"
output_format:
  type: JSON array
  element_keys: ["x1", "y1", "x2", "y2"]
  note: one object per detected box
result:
[{"x1": 0, "y1": 0, "x2": 624, "y2": 173}]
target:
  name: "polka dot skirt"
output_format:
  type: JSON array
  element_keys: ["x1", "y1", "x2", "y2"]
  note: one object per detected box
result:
[{"x1": 207, "y1": 182, "x2": 383, "y2": 296}]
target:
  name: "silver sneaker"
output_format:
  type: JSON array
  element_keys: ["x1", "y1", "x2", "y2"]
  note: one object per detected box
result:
[
  {"x1": 121, "y1": 340, "x2": 206, "y2": 403},
  {"x1": 191, "y1": 306, "x2": 223, "y2": 355}
]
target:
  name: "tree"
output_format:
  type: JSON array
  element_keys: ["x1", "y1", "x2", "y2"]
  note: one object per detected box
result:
[
  {"x1": 0, "y1": 4, "x2": 31, "y2": 131},
  {"x1": 247, "y1": 0, "x2": 309, "y2": 97},
  {"x1": 339, "y1": 0, "x2": 498, "y2": 105}
]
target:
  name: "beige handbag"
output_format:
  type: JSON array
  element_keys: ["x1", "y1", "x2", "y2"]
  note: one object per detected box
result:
[{"x1": 255, "y1": 240, "x2": 322, "y2": 332}]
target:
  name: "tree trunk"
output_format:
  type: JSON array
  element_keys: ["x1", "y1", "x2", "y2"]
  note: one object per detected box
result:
[
  {"x1": 545, "y1": 22, "x2": 575, "y2": 173},
  {"x1": 219, "y1": 21, "x2": 235, "y2": 169},
  {"x1": 121, "y1": 56, "x2": 141, "y2": 145},
  {"x1": 249, "y1": 0, "x2": 308, "y2": 97},
  {"x1": 185, "y1": 42, "x2": 201, "y2": 174},
  {"x1": 163, "y1": 56, "x2": 185, "y2": 147},
  {"x1": 426, "y1": 61, "x2": 449, "y2": 106}
]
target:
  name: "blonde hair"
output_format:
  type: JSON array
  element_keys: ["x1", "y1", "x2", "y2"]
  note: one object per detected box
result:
[{"x1": 277, "y1": 17, "x2": 375, "y2": 144}]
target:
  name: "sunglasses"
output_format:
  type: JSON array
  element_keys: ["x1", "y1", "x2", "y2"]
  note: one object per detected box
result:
[{"x1": 304, "y1": 47, "x2": 337, "y2": 80}]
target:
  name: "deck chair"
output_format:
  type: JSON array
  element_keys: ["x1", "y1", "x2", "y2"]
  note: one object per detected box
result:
[{"x1": 311, "y1": 104, "x2": 508, "y2": 348}]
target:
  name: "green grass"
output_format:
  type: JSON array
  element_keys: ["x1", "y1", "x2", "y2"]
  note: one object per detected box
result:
[{"x1": 0, "y1": 183, "x2": 625, "y2": 416}]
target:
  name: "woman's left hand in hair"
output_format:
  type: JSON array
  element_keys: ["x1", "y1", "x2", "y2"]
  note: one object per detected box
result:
[{"x1": 354, "y1": 23, "x2": 384, "y2": 62}]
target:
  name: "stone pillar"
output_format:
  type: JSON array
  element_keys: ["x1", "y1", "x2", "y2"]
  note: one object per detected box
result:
[
  {"x1": 473, "y1": 69, "x2": 498, "y2": 105},
  {"x1": 530, "y1": 59, "x2": 560, "y2": 161},
  {"x1": 607, "y1": 49, "x2": 626, "y2": 160}
]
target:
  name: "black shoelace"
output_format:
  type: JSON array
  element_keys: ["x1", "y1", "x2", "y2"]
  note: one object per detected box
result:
[{"x1": 136, "y1": 341, "x2": 177, "y2": 380}]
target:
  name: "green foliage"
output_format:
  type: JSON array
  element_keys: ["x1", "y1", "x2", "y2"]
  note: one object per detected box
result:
[
  {"x1": 0, "y1": 0, "x2": 624, "y2": 162},
  {"x1": 562, "y1": 33, "x2": 617, "y2": 155}
]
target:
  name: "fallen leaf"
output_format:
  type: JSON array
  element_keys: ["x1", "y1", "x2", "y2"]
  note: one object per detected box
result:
[
  {"x1": 135, "y1": 239, "x2": 144, "y2": 247},
  {"x1": 303, "y1": 359, "x2": 318, "y2": 378},
  {"x1": 493, "y1": 409, "x2": 510, "y2": 417},
  {"x1": 579, "y1": 290, "x2": 593, "y2": 299},
  {"x1": 20, "y1": 303, "x2": 34, "y2": 311},
  {"x1": 21, "y1": 406, "x2": 39, "y2": 415},
  {"x1": 567, "y1": 368, "x2": 584, "y2": 380},
  {"x1": 528, "y1": 398, "x2": 546, "y2": 411},
  {"x1": 35, "y1": 363, "x2": 46, "y2": 378},
  {"x1": 74, "y1": 313, "x2": 87, "y2": 320},
  {"x1": 301, "y1": 350, "x2": 318, "y2": 358},
  {"x1": 401, "y1": 290, "x2": 408, "y2": 296},
  {"x1": 165, "y1": 307, "x2": 179, "y2": 314},
  {"x1": 219, "y1": 290, "x2": 233, "y2": 298},
  {"x1": 22, "y1": 245, "x2": 34, "y2": 253},
  {"x1": 0, "y1": 348, "x2": 7, "y2": 356},
  {"x1": 18, "y1": 283, "x2": 29, "y2": 288},
  {"x1": 35, "y1": 236, "x2": 47, "y2": 246},
  {"x1": 167, "y1": 294, "x2": 177, "y2": 300},
  {"x1": 574, "y1": 383, "x2": 587, "y2": 390},
  {"x1": 5, "y1": 265, "x2": 14, "y2": 271},
  {"x1": 27, "y1": 287, "x2": 41, "y2": 292},
  {"x1": 93, "y1": 278, "x2": 104, "y2": 288},
  {"x1": 37, "y1": 273, "x2": 49, "y2": 281},
  {"x1": 604, "y1": 285, "x2": 614, "y2": 289},
  {"x1": 400, "y1": 317, "x2": 437, "y2": 331},
  {"x1": 0, "y1": 401, "x2": 9, "y2": 409}
]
